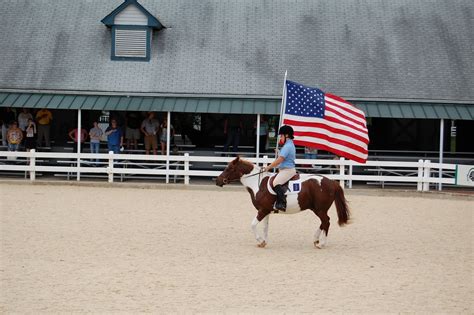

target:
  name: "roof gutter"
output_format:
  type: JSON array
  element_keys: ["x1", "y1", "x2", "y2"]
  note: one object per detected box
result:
[{"x1": 0, "y1": 88, "x2": 472, "y2": 105}]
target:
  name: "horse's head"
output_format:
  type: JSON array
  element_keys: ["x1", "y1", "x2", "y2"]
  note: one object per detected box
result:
[{"x1": 216, "y1": 156, "x2": 253, "y2": 187}]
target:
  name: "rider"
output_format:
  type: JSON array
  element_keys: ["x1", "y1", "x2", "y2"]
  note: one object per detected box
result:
[{"x1": 263, "y1": 125, "x2": 296, "y2": 211}]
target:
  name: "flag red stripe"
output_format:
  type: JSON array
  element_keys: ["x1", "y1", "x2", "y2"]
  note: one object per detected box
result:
[
  {"x1": 324, "y1": 115, "x2": 368, "y2": 135},
  {"x1": 325, "y1": 105, "x2": 367, "y2": 129},
  {"x1": 294, "y1": 140, "x2": 367, "y2": 163},
  {"x1": 325, "y1": 101, "x2": 366, "y2": 124},
  {"x1": 283, "y1": 113, "x2": 369, "y2": 140},
  {"x1": 283, "y1": 118, "x2": 369, "y2": 144},
  {"x1": 325, "y1": 95, "x2": 366, "y2": 120},
  {"x1": 325, "y1": 93, "x2": 348, "y2": 103},
  {"x1": 294, "y1": 131, "x2": 368, "y2": 154}
]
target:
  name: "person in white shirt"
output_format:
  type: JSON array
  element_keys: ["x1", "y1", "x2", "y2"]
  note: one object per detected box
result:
[
  {"x1": 24, "y1": 118, "x2": 36, "y2": 151},
  {"x1": 89, "y1": 121, "x2": 103, "y2": 163},
  {"x1": 18, "y1": 109, "x2": 33, "y2": 131},
  {"x1": 160, "y1": 117, "x2": 174, "y2": 155},
  {"x1": 140, "y1": 112, "x2": 160, "y2": 155}
]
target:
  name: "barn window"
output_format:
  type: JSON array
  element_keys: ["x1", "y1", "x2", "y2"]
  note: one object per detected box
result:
[{"x1": 101, "y1": 0, "x2": 164, "y2": 62}]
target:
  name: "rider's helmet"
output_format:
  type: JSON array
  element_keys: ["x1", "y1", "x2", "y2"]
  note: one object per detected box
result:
[{"x1": 278, "y1": 125, "x2": 294, "y2": 139}]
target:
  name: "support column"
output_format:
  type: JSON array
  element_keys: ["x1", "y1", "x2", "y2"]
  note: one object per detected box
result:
[
  {"x1": 76, "y1": 109, "x2": 81, "y2": 181},
  {"x1": 256, "y1": 114, "x2": 260, "y2": 160},
  {"x1": 166, "y1": 111, "x2": 171, "y2": 184},
  {"x1": 438, "y1": 118, "x2": 444, "y2": 191}
]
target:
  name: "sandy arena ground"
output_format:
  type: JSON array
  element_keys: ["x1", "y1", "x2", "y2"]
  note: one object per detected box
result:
[{"x1": 0, "y1": 182, "x2": 473, "y2": 313}]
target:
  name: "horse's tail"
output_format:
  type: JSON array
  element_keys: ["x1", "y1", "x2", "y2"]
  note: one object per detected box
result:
[{"x1": 334, "y1": 182, "x2": 350, "y2": 226}]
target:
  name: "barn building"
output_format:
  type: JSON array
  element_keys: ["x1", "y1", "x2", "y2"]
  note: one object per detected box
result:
[{"x1": 0, "y1": 0, "x2": 473, "y2": 160}]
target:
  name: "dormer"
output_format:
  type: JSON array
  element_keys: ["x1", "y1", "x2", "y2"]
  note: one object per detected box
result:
[{"x1": 101, "y1": 0, "x2": 165, "y2": 61}]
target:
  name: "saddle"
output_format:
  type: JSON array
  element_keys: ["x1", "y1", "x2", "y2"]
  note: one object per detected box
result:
[{"x1": 267, "y1": 173, "x2": 301, "y2": 195}]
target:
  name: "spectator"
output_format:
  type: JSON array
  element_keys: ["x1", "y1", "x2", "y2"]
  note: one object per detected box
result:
[
  {"x1": 17, "y1": 108, "x2": 33, "y2": 135},
  {"x1": 140, "y1": 112, "x2": 160, "y2": 155},
  {"x1": 125, "y1": 112, "x2": 140, "y2": 150},
  {"x1": 105, "y1": 119, "x2": 123, "y2": 154},
  {"x1": 24, "y1": 118, "x2": 37, "y2": 151},
  {"x1": 0, "y1": 119, "x2": 3, "y2": 146},
  {"x1": 304, "y1": 146, "x2": 318, "y2": 159},
  {"x1": 68, "y1": 126, "x2": 88, "y2": 153},
  {"x1": 35, "y1": 108, "x2": 53, "y2": 148},
  {"x1": 304, "y1": 146, "x2": 319, "y2": 168},
  {"x1": 89, "y1": 121, "x2": 103, "y2": 159},
  {"x1": 7, "y1": 121, "x2": 23, "y2": 151},
  {"x1": 223, "y1": 114, "x2": 242, "y2": 154},
  {"x1": 1, "y1": 108, "x2": 15, "y2": 146},
  {"x1": 160, "y1": 116, "x2": 174, "y2": 155},
  {"x1": 255, "y1": 115, "x2": 269, "y2": 154},
  {"x1": 331, "y1": 154, "x2": 341, "y2": 174}
]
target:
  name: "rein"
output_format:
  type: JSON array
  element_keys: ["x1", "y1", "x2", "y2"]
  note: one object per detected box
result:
[
  {"x1": 240, "y1": 169, "x2": 268, "y2": 185},
  {"x1": 225, "y1": 169, "x2": 267, "y2": 184},
  {"x1": 242, "y1": 169, "x2": 267, "y2": 179}
]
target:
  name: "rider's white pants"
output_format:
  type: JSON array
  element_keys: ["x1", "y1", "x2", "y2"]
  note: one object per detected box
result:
[{"x1": 273, "y1": 168, "x2": 297, "y2": 186}]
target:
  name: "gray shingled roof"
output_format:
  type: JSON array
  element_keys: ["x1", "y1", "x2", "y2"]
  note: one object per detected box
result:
[{"x1": 0, "y1": 0, "x2": 473, "y2": 102}]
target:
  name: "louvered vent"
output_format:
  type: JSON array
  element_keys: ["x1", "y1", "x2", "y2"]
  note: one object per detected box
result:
[{"x1": 115, "y1": 29, "x2": 147, "y2": 58}]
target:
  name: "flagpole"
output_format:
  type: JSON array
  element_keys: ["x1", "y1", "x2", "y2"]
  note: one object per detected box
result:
[{"x1": 275, "y1": 70, "x2": 287, "y2": 155}]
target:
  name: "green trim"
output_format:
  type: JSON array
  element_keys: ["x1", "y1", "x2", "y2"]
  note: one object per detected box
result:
[
  {"x1": 0, "y1": 92, "x2": 473, "y2": 118},
  {"x1": 353, "y1": 101, "x2": 474, "y2": 120}
]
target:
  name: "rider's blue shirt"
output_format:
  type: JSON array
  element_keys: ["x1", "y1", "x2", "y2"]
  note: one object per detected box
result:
[{"x1": 279, "y1": 139, "x2": 296, "y2": 169}]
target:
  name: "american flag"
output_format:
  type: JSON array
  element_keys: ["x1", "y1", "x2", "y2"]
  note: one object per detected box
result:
[{"x1": 282, "y1": 80, "x2": 369, "y2": 163}]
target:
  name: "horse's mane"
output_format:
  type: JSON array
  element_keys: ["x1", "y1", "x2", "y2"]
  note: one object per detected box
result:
[
  {"x1": 232, "y1": 157, "x2": 255, "y2": 174},
  {"x1": 238, "y1": 158, "x2": 254, "y2": 168}
]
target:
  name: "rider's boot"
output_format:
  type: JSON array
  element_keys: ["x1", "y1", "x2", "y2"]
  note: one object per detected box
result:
[{"x1": 273, "y1": 184, "x2": 287, "y2": 212}]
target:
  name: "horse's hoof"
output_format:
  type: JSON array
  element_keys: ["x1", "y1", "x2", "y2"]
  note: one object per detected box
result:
[{"x1": 257, "y1": 241, "x2": 267, "y2": 248}]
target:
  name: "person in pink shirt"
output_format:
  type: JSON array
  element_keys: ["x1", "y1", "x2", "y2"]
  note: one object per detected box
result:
[{"x1": 68, "y1": 126, "x2": 88, "y2": 153}]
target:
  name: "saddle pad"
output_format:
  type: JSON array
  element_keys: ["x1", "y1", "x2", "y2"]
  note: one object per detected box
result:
[{"x1": 266, "y1": 174, "x2": 305, "y2": 195}]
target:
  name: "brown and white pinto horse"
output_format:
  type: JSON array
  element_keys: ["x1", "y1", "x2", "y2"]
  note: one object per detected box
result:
[{"x1": 216, "y1": 157, "x2": 350, "y2": 248}]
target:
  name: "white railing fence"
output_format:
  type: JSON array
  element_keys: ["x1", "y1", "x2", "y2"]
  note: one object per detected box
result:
[{"x1": 0, "y1": 150, "x2": 457, "y2": 191}]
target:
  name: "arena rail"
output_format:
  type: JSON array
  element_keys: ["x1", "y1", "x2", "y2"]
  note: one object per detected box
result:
[{"x1": 0, "y1": 150, "x2": 457, "y2": 191}]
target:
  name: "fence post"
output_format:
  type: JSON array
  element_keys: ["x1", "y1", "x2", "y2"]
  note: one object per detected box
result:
[
  {"x1": 438, "y1": 159, "x2": 444, "y2": 191},
  {"x1": 339, "y1": 157, "x2": 345, "y2": 188},
  {"x1": 348, "y1": 162, "x2": 353, "y2": 189},
  {"x1": 423, "y1": 160, "x2": 431, "y2": 191},
  {"x1": 108, "y1": 151, "x2": 114, "y2": 183},
  {"x1": 76, "y1": 152, "x2": 81, "y2": 181},
  {"x1": 417, "y1": 159, "x2": 423, "y2": 191},
  {"x1": 184, "y1": 153, "x2": 190, "y2": 185},
  {"x1": 29, "y1": 149, "x2": 36, "y2": 181}
]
